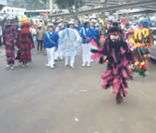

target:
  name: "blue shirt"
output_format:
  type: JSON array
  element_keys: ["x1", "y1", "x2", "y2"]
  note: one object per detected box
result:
[
  {"x1": 44, "y1": 32, "x2": 59, "y2": 48},
  {"x1": 79, "y1": 27, "x2": 92, "y2": 43},
  {"x1": 90, "y1": 26, "x2": 100, "y2": 41}
]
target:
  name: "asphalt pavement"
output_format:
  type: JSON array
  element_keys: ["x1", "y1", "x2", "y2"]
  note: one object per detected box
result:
[{"x1": 0, "y1": 48, "x2": 156, "y2": 133}]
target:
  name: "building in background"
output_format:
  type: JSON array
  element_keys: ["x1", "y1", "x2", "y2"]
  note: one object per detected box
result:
[
  {"x1": 0, "y1": 6, "x2": 26, "y2": 16},
  {"x1": 0, "y1": 0, "x2": 7, "y2": 10}
]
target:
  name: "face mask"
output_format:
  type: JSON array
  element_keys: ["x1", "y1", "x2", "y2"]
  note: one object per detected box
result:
[{"x1": 110, "y1": 35, "x2": 119, "y2": 41}]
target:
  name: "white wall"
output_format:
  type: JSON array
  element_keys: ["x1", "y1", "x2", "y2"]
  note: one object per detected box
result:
[{"x1": 0, "y1": 6, "x2": 26, "y2": 16}]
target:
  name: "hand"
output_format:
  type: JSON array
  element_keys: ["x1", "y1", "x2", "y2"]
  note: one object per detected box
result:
[{"x1": 91, "y1": 49, "x2": 98, "y2": 53}]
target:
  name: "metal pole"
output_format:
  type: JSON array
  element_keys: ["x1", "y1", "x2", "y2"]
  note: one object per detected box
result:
[{"x1": 49, "y1": 0, "x2": 53, "y2": 12}]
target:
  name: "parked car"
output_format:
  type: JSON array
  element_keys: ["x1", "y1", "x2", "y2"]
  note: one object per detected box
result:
[
  {"x1": 149, "y1": 27, "x2": 156, "y2": 61},
  {"x1": 151, "y1": 27, "x2": 156, "y2": 40}
]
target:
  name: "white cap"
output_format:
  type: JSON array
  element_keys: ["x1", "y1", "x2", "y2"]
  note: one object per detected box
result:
[
  {"x1": 90, "y1": 19, "x2": 97, "y2": 23},
  {"x1": 68, "y1": 19, "x2": 75, "y2": 24}
]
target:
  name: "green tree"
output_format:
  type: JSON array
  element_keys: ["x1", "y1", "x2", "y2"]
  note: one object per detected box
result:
[
  {"x1": 9, "y1": 0, "x2": 49, "y2": 10},
  {"x1": 54, "y1": 0, "x2": 83, "y2": 15},
  {"x1": 12, "y1": 0, "x2": 26, "y2": 8},
  {"x1": 29, "y1": 0, "x2": 49, "y2": 10}
]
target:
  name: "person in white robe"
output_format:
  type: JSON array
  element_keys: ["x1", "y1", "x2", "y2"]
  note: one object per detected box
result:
[{"x1": 59, "y1": 21, "x2": 82, "y2": 68}]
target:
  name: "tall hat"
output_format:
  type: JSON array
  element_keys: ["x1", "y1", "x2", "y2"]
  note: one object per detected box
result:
[
  {"x1": 19, "y1": 15, "x2": 30, "y2": 25},
  {"x1": 108, "y1": 26, "x2": 122, "y2": 34}
]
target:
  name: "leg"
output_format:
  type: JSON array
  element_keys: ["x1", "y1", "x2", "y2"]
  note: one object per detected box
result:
[
  {"x1": 49, "y1": 47, "x2": 55, "y2": 68},
  {"x1": 60, "y1": 51, "x2": 63, "y2": 60},
  {"x1": 46, "y1": 48, "x2": 51, "y2": 66},
  {"x1": 25, "y1": 49, "x2": 32, "y2": 65},
  {"x1": 85, "y1": 43, "x2": 91, "y2": 66},
  {"x1": 99, "y1": 57, "x2": 104, "y2": 64},
  {"x1": 33, "y1": 36, "x2": 36, "y2": 46},
  {"x1": 5, "y1": 45, "x2": 15, "y2": 69},
  {"x1": 82, "y1": 44, "x2": 87, "y2": 66},
  {"x1": 87, "y1": 43, "x2": 92, "y2": 66},
  {"x1": 54, "y1": 49, "x2": 59, "y2": 61},
  {"x1": 116, "y1": 89, "x2": 123, "y2": 104},
  {"x1": 37, "y1": 40, "x2": 40, "y2": 51},
  {"x1": 65, "y1": 56, "x2": 69, "y2": 67},
  {"x1": 70, "y1": 55, "x2": 75, "y2": 68},
  {"x1": 58, "y1": 46, "x2": 63, "y2": 60},
  {"x1": 40, "y1": 40, "x2": 43, "y2": 51},
  {"x1": 39, "y1": 41, "x2": 42, "y2": 51}
]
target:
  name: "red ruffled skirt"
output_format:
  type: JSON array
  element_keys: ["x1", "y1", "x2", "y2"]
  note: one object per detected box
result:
[{"x1": 101, "y1": 59, "x2": 133, "y2": 97}]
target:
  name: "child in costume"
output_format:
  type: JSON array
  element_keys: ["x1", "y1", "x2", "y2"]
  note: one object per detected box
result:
[
  {"x1": 44, "y1": 24, "x2": 59, "y2": 69},
  {"x1": 92, "y1": 26, "x2": 133, "y2": 104},
  {"x1": 80, "y1": 21, "x2": 92, "y2": 67}
]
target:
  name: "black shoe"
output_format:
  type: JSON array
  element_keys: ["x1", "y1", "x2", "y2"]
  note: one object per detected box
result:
[{"x1": 116, "y1": 93, "x2": 123, "y2": 104}]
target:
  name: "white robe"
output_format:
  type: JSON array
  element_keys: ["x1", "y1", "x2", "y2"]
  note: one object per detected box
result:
[{"x1": 59, "y1": 28, "x2": 82, "y2": 57}]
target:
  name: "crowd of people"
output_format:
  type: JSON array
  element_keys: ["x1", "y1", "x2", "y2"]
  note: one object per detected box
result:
[{"x1": 0, "y1": 14, "x2": 154, "y2": 104}]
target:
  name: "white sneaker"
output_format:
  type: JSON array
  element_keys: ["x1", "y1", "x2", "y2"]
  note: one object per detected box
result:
[
  {"x1": 50, "y1": 65, "x2": 55, "y2": 69},
  {"x1": 82, "y1": 63, "x2": 86, "y2": 67},
  {"x1": 87, "y1": 63, "x2": 91, "y2": 67},
  {"x1": 6, "y1": 65, "x2": 10, "y2": 68},
  {"x1": 45, "y1": 64, "x2": 50, "y2": 67},
  {"x1": 10, "y1": 66, "x2": 15, "y2": 70},
  {"x1": 70, "y1": 65, "x2": 74, "y2": 68}
]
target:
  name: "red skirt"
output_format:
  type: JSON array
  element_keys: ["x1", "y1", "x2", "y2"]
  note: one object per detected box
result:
[{"x1": 101, "y1": 60, "x2": 133, "y2": 97}]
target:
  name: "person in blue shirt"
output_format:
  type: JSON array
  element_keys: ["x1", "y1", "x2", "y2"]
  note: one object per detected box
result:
[
  {"x1": 80, "y1": 21, "x2": 92, "y2": 67},
  {"x1": 90, "y1": 21, "x2": 100, "y2": 45},
  {"x1": 44, "y1": 24, "x2": 59, "y2": 69},
  {"x1": 55, "y1": 22, "x2": 65, "y2": 61},
  {"x1": 74, "y1": 20, "x2": 82, "y2": 33}
]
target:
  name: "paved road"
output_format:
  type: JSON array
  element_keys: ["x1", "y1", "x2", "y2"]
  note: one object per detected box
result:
[{"x1": 0, "y1": 49, "x2": 156, "y2": 133}]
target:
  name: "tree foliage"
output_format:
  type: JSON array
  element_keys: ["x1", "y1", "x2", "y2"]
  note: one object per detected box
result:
[
  {"x1": 8, "y1": 0, "x2": 49, "y2": 9},
  {"x1": 54, "y1": 0, "x2": 83, "y2": 13}
]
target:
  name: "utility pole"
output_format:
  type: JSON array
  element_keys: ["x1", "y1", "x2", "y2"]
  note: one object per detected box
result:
[{"x1": 49, "y1": 0, "x2": 53, "y2": 12}]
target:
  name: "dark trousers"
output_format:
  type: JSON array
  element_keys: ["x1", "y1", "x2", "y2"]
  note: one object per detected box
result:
[
  {"x1": 37, "y1": 40, "x2": 43, "y2": 51},
  {"x1": 0, "y1": 36, "x2": 2, "y2": 46}
]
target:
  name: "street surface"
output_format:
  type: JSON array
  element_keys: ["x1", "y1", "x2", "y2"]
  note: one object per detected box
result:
[{"x1": 0, "y1": 48, "x2": 156, "y2": 133}]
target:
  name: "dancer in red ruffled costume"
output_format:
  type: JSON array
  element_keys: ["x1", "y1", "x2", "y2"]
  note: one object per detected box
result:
[{"x1": 92, "y1": 26, "x2": 133, "y2": 104}]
